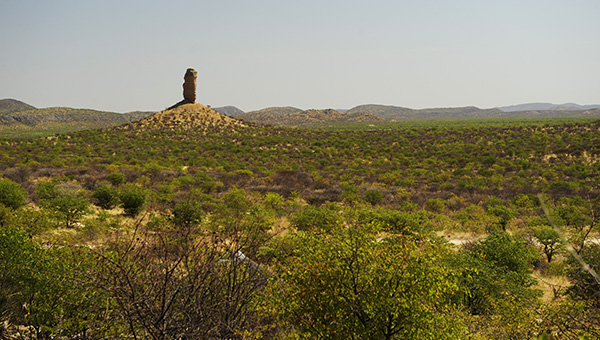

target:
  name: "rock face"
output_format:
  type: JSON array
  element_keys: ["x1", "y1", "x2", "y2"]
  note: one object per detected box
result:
[{"x1": 183, "y1": 68, "x2": 197, "y2": 103}]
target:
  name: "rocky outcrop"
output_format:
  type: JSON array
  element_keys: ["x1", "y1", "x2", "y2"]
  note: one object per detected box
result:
[
  {"x1": 167, "y1": 68, "x2": 199, "y2": 110},
  {"x1": 183, "y1": 68, "x2": 197, "y2": 103}
]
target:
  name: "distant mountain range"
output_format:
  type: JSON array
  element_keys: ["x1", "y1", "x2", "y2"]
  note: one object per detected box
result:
[
  {"x1": 233, "y1": 108, "x2": 385, "y2": 127},
  {"x1": 232, "y1": 102, "x2": 600, "y2": 125},
  {"x1": 346, "y1": 105, "x2": 504, "y2": 120},
  {"x1": 2, "y1": 98, "x2": 600, "y2": 138},
  {"x1": 497, "y1": 102, "x2": 600, "y2": 112}
]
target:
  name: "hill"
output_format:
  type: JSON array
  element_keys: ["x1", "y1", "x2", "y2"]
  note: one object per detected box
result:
[
  {"x1": 213, "y1": 106, "x2": 245, "y2": 116},
  {"x1": 123, "y1": 103, "x2": 250, "y2": 131},
  {"x1": 0, "y1": 107, "x2": 151, "y2": 126},
  {"x1": 347, "y1": 104, "x2": 504, "y2": 120},
  {"x1": 232, "y1": 106, "x2": 303, "y2": 125},
  {"x1": 0, "y1": 98, "x2": 36, "y2": 114},
  {"x1": 0, "y1": 102, "x2": 154, "y2": 138},
  {"x1": 233, "y1": 108, "x2": 386, "y2": 127},
  {"x1": 499, "y1": 102, "x2": 600, "y2": 112}
]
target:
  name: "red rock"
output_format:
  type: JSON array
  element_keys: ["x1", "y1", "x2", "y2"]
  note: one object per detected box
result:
[{"x1": 183, "y1": 68, "x2": 197, "y2": 103}]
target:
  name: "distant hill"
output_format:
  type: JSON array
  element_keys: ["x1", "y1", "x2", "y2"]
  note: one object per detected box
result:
[
  {"x1": 233, "y1": 106, "x2": 304, "y2": 125},
  {"x1": 0, "y1": 99, "x2": 154, "y2": 138},
  {"x1": 347, "y1": 104, "x2": 504, "y2": 120},
  {"x1": 242, "y1": 106, "x2": 303, "y2": 116},
  {"x1": 234, "y1": 108, "x2": 385, "y2": 127},
  {"x1": 0, "y1": 107, "x2": 152, "y2": 126},
  {"x1": 498, "y1": 102, "x2": 600, "y2": 112},
  {"x1": 0, "y1": 98, "x2": 36, "y2": 114},
  {"x1": 213, "y1": 106, "x2": 245, "y2": 116}
]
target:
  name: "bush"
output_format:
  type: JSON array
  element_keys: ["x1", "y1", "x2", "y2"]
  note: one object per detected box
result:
[
  {"x1": 35, "y1": 181, "x2": 57, "y2": 201},
  {"x1": 290, "y1": 206, "x2": 342, "y2": 232},
  {"x1": 119, "y1": 184, "x2": 147, "y2": 216},
  {"x1": 0, "y1": 178, "x2": 27, "y2": 209},
  {"x1": 425, "y1": 198, "x2": 446, "y2": 213},
  {"x1": 172, "y1": 199, "x2": 204, "y2": 227},
  {"x1": 364, "y1": 189, "x2": 384, "y2": 205},
  {"x1": 106, "y1": 172, "x2": 126, "y2": 186},
  {"x1": 356, "y1": 208, "x2": 429, "y2": 234},
  {"x1": 92, "y1": 185, "x2": 120, "y2": 210},
  {"x1": 456, "y1": 231, "x2": 541, "y2": 316},
  {"x1": 566, "y1": 244, "x2": 600, "y2": 307}
]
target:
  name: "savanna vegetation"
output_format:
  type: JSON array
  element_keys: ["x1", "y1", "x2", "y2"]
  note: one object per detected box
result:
[{"x1": 0, "y1": 117, "x2": 599, "y2": 339}]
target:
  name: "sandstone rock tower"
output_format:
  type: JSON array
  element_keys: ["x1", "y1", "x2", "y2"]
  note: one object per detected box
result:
[{"x1": 183, "y1": 68, "x2": 197, "y2": 103}]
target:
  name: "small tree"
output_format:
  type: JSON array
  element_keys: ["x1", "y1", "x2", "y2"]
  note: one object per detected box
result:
[
  {"x1": 488, "y1": 205, "x2": 515, "y2": 231},
  {"x1": 44, "y1": 191, "x2": 90, "y2": 228},
  {"x1": 119, "y1": 184, "x2": 147, "y2": 216},
  {"x1": 0, "y1": 178, "x2": 27, "y2": 210},
  {"x1": 533, "y1": 225, "x2": 562, "y2": 263}
]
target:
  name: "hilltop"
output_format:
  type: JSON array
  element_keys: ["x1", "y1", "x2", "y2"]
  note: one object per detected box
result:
[
  {"x1": 213, "y1": 106, "x2": 245, "y2": 116},
  {"x1": 123, "y1": 103, "x2": 250, "y2": 131},
  {"x1": 0, "y1": 98, "x2": 36, "y2": 114}
]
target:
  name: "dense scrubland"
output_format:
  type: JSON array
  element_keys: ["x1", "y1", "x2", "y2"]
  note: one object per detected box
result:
[{"x1": 0, "y1": 117, "x2": 599, "y2": 339}]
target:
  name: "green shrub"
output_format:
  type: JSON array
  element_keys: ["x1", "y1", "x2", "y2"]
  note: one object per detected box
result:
[
  {"x1": 0, "y1": 178, "x2": 27, "y2": 209},
  {"x1": 356, "y1": 208, "x2": 430, "y2": 234},
  {"x1": 35, "y1": 181, "x2": 57, "y2": 200},
  {"x1": 425, "y1": 198, "x2": 446, "y2": 213},
  {"x1": 92, "y1": 185, "x2": 120, "y2": 210},
  {"x1": 172, "y1": 199, "x2": 204, "y2": 227},
  {"x1": 119, "y1": 184, "x2": 147, "y2": 216},
  {"x1": 106, "y1": 172, "x2": 126, "y2": 186},
  {"x1": 364, "y1": 189, "x2": 384, "y2": 205},
  {"x1": 290, "y1": 206, "x2": 342, "y2": 232},
  {"x1": 456, "y1": 231, "x2": 540, "y2": 316}
]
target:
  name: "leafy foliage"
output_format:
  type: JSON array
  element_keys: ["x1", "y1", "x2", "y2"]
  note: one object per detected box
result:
[
  {"x1": 263, "y1": 223, "x2": 465, "y2": 339},
  {"x1": 290, "y1": 205, "x2": 342, "y2": 232},
  {"x1": 41, "y1": 186, "x2": 90, "y2": 228},
  {"x1": 119, "y1": 183, "x2": 147, "y2": 216},
  {"x1": 92, "y1": 184, "x2": 120, "y2": 210},
  {"x1": 0, "y1": 178, "x2": 27, "y2": 209},
  {"x1": 1, "y1": 114, "x2": 600, "y2": 338}
]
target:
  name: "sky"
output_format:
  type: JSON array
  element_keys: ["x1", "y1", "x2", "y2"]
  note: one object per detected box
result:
[{"x1": 1, "y1": 0, "x2": 599, "y2": 113}]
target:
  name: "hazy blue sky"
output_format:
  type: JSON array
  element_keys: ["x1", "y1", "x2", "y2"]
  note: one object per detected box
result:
[{"x1": 1, "y1": 0, "x2": 599, "y2": 113}]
